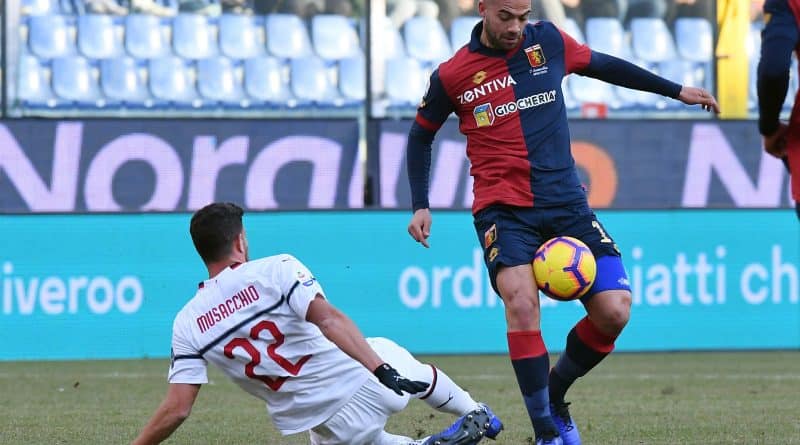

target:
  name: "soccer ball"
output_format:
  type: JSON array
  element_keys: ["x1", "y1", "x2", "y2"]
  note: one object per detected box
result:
[{"x1": 532, "y1": 236, "x2": 597, "y2": 301}]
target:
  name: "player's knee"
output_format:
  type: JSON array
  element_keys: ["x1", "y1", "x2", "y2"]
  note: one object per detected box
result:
[
  {"x1": 502, "y1": 290, "x2": 540, "y2": 329},
  {"x1": 602, "y1": 292, "x2": 631, "y2": 334},
  {"x1": 588, "y1": 290, "x2": 631, "y2": 335}
]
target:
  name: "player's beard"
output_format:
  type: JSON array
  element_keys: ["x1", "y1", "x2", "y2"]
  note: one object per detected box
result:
[{"x1": 485, "y1": 25, "x2": 521, "y2": 51}]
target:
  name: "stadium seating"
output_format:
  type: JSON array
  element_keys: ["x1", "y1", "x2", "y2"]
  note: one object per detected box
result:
[
  {"x1": 266, "y1": 13, "x2": 313, "y2": 59},
  {"x1": 674, "y1": 18, "x2": 712, "y2": 63},
  {"x1": 197, "y1": 56, "x2": 247, "y2": 107},
  {"x1": 125, "y1": 14, "x2": 171, "y2": 59},
  {"x1": 78, "y1": 14, "x2": 124, "y2": 59},
  {"x1": 403, "y1": 16, "x2": 452, "y2": 65},
  {"x1": 100, "y1": 57, "x2": 153, "y2": 106},
  {"x1": 450, "y1": 16, "x2": 481, "y2": 50},
  {"x1": 312, "y1": 14, "x2": 361, "y2": 61},
  {"x1": 585, "y1": 17, "x2": 629, "y2": 58},
  {"x1": 290, "y1": 56, "x2": 341, "y2": 107},
  {"x1": 11, "y1": 4, "x2": 721, "y2": 115},
  {"x1": 148, "y1": 56, "x2": 201, "y2": 107},
  {"x1": 339, "y1": 54, "x2": 366, "y2": 102},
  {"x1": 28, "y1": 14, "x2": 76, "y2": 59},
  {"x1": 52, "y1": 56, "x2": 103, "y2": 106},
  {"x1": 385, "y1": 56, "x2": 426, "y2": 107},
  {"x1": 568, "y1": 75, "x2": 618, "y2": 109},
  {"x1": 17, "y1": 53, "x2": 55, "y2": 107},
  {"x1": 630, "y1": 18, "x2": 677, "y2": 64},
  {"x1": 173, "y1": 13, "x2": 218, "y2": 59},
  {"x1": 244, "y1": 56, "x2": 293, "y2": 106},
  {"x1": 370, "y1": 15, "x2": 406, "y2": 59},
  {"x1": 219, "y1": 14, "x2": 266, "y2": 59}
]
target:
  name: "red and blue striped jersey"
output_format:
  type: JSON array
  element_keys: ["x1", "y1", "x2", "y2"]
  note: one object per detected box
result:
[{"x1": 409, "y1": 20, "x2": 680, "y2": 213}]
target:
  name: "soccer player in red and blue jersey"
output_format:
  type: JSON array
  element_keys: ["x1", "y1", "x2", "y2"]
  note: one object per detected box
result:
[
  {"x1": 405, "y1": 1, "x2": 720, "y2": 444},
  {"x1": 758, "y1": 0, "x2": 800, "y2": 220}
]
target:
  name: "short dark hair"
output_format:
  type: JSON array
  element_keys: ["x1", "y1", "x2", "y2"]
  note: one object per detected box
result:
[{"x1": 190, "y1": 202, "x2": 244, "y2": 264}]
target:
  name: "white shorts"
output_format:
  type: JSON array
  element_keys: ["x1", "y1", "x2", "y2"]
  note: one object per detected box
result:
[{"x1": 308, "y1": 337, "x2": 433, "y2": 445}]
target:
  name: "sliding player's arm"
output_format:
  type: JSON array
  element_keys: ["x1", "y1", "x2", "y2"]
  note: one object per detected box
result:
[{"x1": 131, "y1": 383, "x2": 200, "y2": 445}]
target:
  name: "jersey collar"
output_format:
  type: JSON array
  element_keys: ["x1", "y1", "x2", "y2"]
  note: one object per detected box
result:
[
  {"x1": 468, "y1": 20, "x2": 528, "y2": 58},
  {"x1": 197, "y1": 263, "x2": 242, "y2": 288}
]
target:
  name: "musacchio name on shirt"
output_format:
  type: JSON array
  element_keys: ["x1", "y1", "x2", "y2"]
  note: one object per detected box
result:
[{"x1": 196, "y1": 285, "x2": 261, "y2": 333}]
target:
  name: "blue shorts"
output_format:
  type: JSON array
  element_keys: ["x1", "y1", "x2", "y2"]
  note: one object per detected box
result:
[{"x1": 473, "y1": 202, "x2": 631, "y2": 301}]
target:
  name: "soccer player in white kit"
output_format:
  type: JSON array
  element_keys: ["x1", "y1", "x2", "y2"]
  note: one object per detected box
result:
[{"x1": 131, "y1": 202, "x2": 503, "y2": 445}]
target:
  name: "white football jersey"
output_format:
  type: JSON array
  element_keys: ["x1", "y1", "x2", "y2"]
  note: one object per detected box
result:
[{"x1": 168, "y1": 254, "x2": 370, "y2": 434}]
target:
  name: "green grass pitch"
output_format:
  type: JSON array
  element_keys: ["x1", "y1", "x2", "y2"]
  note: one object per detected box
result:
[{"x1": 1, "y1": 351, "x2": 799, "y2": 444}]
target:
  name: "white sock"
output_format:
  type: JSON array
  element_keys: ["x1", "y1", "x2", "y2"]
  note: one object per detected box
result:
[
  {"x1": 373, "y1": 431, "x2": 417, "y2": 445},
  {"x1": 419, "y1": 365, "x2": 481, "y2": 417}
]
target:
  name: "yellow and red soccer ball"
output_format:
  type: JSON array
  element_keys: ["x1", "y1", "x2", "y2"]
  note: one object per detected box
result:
[{"x1": 532, "y1": 236, "x2": 597, "y2": 301}]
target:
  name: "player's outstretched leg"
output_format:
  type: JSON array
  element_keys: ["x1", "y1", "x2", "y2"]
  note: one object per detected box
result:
[
  {"x1": 548, "y1": 315, "x2": 620, "y2": 445},
  {"x1": 421, "y1": 405, "x2": 500, "y2": 445}
]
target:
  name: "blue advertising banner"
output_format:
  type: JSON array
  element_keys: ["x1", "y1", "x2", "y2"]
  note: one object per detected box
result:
[
  {"x1": 1, "y1": 210, "x2": 797, "y2": 360},
  {"x1": 0, "y1": 119, "x2": 361, "y2": 212},
  {"x1": 370, "y1": 119, "x2": 794, "y2": 210}
]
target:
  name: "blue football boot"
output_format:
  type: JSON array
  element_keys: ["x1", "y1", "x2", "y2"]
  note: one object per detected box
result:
[
  {"x1": 478, "y1": 403, "x2": 504, "y2": 439},
  {"x1": 550, "y1": 402, "x2": 581, "y2": 445},
  {"x1": 423, "y1": 404, "x2": 503, "y2": 445}
]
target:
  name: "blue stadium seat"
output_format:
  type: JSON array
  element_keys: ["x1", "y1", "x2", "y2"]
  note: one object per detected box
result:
[
  {"x1": 265, "y1": 14, "x2": 312, "y2": 59},
  {"x1": 244, "y1": 56, "x2": 293, "y2": 106},
  {"x1": 148, "y1": 57, "x2": 201, "y2": 107},
  {"x1": 17, "y1": 53, "x2": 56, "y2": 108},
  {"x1": 312, "y1": 14, "x2": 361, "y2": 61},
  {"x1": 403, "y1": 16, "x2": 452, "y2": 65},
  {"x1": 52, "y1": 56, "x2": 103, "y2": 106},
  {"x1": 219, "y1": 14, "x2": 265, "y2": 59},
  {"x1": 125, "y1": 15, "x2": 171, "y2": 59},
  {"x1": 674, "y1": 17, "x2": 712, "y2": 62},
  {"x1": 613, "y1": 83, "x2": 661, "y2": 110},
  {"x1": 450, "y1": 16, "x2": 481, "y2": 49},
  {"x1": 385, "y1": 56, "x2": 426, "y2": 107},
  {"x1": 568, "y1": 75, "x2": 617, "y2": 108},
  {"x1": 372, "y1": 15, "x2": 405, "y2": 59},
  {"x1": 338, "y1": 54, "x2": 365, "y2": 103},
  {"x1": 630, "y1": 18, "x2": 676, "y2": 64},
  {"x1": 585, "y1": 17, "x2": 628, "y2": 58},
  {"x1": 78, "y1": 14, "x2": 124, "y2": 59},
  {"x1": 658, "y1": 59, "x2": 702, "y2": 85},
  {"x1": 561, "y1": 17, "x2": 584, "y2": 44},
  {"x1": 173, "y1": 13, "x2": 218, "y2": 60},
  {"x1": 290, "y1": 57, "x2": 341, "y2": 106},
  {"x1": 100, "y1": 57, "x2": 153, "y2": 107},
  {"x1": 197, "y1": 57, "x2": 247, "y2": 107},
  {"x1": 28, "y1": 14, "x2": 76, "y2": 59},
  {"x1": 22, "y1": 0, "x2": 58, "y2": 15},
  {"x1": 657, "y1": 59, "x2": 699, "y2": 109}
]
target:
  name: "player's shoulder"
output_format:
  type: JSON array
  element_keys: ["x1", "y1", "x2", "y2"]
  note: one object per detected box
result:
[
  {"x1": 243, "y1": 253, "x2": 306, "y2": 274},
  {"x1": 437, "y1": 44, "x2": 485, "y2": 84}
]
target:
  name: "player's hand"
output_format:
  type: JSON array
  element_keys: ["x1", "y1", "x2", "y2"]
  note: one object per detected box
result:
[
  {"x1": 407, "y1": 208, "x2": 432, "y2": 248},
  {"x1": 677, "y1": 86, "x2": 720, "y2": 114},
  {"x1": 762, "y1": 123, "x2": 789, "y2": 159},
  {"x1": 373, "y1": 363, "x2": 430, "y2": 396}
]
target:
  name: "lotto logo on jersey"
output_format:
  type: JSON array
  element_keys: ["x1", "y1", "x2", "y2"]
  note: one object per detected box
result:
[
  {"x1": 473, "y1": 103, "x2": 495, "y2": 127},
  {"x1": 525, "y1": 44, "x2": 546, "y2": 68}
]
